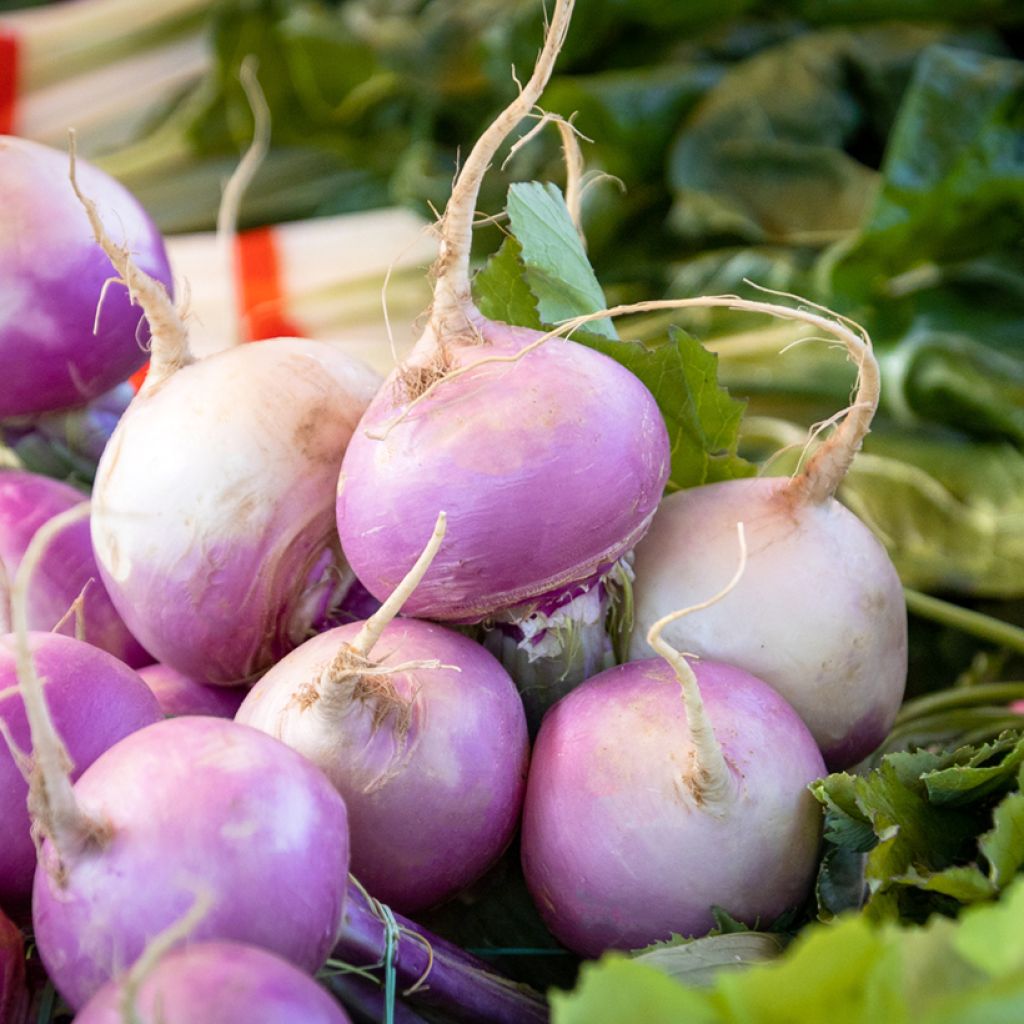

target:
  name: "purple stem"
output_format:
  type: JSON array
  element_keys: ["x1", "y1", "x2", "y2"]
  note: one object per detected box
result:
[
  {"x1": 334, "y1": 882, "x2": 549, "y2": 1024},
  {"x1": 322, "y1": 974, "x2": 432, "y2": 1024}
]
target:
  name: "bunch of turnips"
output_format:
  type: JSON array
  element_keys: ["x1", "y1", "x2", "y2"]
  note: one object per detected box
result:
[{"x1": 0, "y1": 0, "x2": 906, "y2": 1017}]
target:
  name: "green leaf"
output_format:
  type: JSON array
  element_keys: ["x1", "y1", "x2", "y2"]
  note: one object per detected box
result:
[
  {"x1": 977, "y1": 772, "x2": 1024, "y2": 888},
  {"x1": 954, "y1": 873, "x2": 1024, "y2": 979},
  {"x1": 837, "y1": 436, "x2": 1024, "y2": 598},
  {"x1": 812, "y1": 736, "x2": 1024, "y2": 921},
  {"x1": 889, "y1": 865, "x2": 995, "y2": 904},
  {"x1": 812, "y1": 775, "x2": 879, "y2": 854},
  {"x1": 632, "y1": 932, "x2": 785, "y2": 989},
  {"x1": 815, "y1": 847, "x2": 867, "y2": 921},
  {"x1": 504, "y1": 182, "x2": 616, "y2": 339},
  {"x1": 713, "y1": 914, "x2": 908, "y2": 1024},
  {"x1": 473, "y1": 235, "x2": 543, "y2": 331},
  {"x1": 575, "y1": 329, "x2": 756, "y2": 491},
  {"x1": 922, "y1": 733, "x2": 1024, "y2": 806},
  {"x1": 550, "y1": 956, "x2": 720, "y2": 1024}
]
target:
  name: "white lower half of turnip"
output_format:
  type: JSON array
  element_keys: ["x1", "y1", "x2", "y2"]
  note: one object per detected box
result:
[{"x1": 629, "y1": 477, "x2": 907, "y2": 768}]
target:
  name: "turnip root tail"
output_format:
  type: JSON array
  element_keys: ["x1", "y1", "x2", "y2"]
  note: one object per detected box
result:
[
  {"x1": 217, "y1": 56, "x2": 271, "y2": 350},
  {"x1": 313, "y1": 512, "x2": 453, "y2": 722},
  {"x1": 645, "y1": 522, "x2": 748, "y2": 808},
  {"x1": 351, "y1": 511, "x2": 447, "y2": 658},
  {"x1": 10, "y1": 504, "x2": 108, "y2": 878},
  {"x1": 118, "y1": 888, "x2": 213, "y2": 1024},
  {"x1": 502, "y1": 111, "x2": 588, "y2": 242},
  {"x1": 68, "y1": 131, "x2": 192, "y2": 396},
  {"x1": 553, "y1": 293, "x2": 879, "y2": 503},
  {"x1": 51, "y1": 581, "x2": 93, "y2": 643},
  {"x1": 430, "y1": 0, "x2": 574, "y2": 332}
]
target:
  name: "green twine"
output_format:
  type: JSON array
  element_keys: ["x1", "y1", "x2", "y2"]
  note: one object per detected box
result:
[
  {"x1": 379, "y1": 900, "x2": 400, "y2": 1024},
  {"x1": 320, "y1": 887, "x2": 402, "y2": 1024}
]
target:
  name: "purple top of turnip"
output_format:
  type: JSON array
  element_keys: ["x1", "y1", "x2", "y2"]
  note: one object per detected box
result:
[
  {"x1": 0, "y1": 136, "x2": 172, "y2": 420},
  {"x1": 0, "y1": 469, "x2": 150, "y2": 667}
]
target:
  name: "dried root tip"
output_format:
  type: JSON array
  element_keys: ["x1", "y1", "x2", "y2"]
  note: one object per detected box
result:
[
  {"x1": 11, "y1": 503, "x2": 104, "y2": 869},
  {"x1": 67, "y1": 130, "x2": 193, "y2": 394},
  {"x1": 646, "y1": 523, "x2": 749, "y2": 809},
  {"x1": 431, "y1": 0, "x2": 575, "y2": 328},
  {"x1": 394, "y1": 348, "x2": 456, "y2": 404},
  {"x1": 553, "y1": 290, "x2": 879, "y2": 502},
  {"x1": 351, "y1": 512, "x2": 447, "y2": 658}
]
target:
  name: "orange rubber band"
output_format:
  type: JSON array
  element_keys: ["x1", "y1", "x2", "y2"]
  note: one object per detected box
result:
[{"x1": 0, "y1": 29, "x2": 19, "y2": 135}]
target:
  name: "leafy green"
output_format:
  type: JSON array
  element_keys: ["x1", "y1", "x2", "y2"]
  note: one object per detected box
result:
[
  {"x1": 552, "y1": 878, "x2": 1024, "y2": 1024},
  {"x1": 504, "y1": 183, "x2": 616, "y2": 339},
  {"x1": 812, "y1": 733, "x2": 1024, "y2": 921},
  {"x1": 837, "y1": 435, "x2": 1024, "y2": 598}
]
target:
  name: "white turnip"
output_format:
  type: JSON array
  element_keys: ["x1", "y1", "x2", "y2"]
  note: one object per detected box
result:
[{"x1": 67, "y1": 143, "x2": 381, "y2": 684}]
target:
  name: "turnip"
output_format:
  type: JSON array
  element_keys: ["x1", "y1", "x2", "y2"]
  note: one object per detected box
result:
[
  {"x1": 9, "y1": 546, "x2": 349, "y2": 1010},
  {"x1": 28, "y1": 712, "x2": 351, "y2": 1010},
  {"x1": 0, "y1": 632, "x2": 162, "y2": 913},
  {"x1": 74, "y1": 940, "x2": 352, "y2": 1024},
  {"x1": 0, "y1": 505, "x2": 162, "y2": 913},
  {"x1": 0, "y1": 136, "x2": 172, "y2": 419},
  {"x1": 335, "y1": 0, "x2": 670, "y2": 715},
  {"x1": 547, "y1": 295, "x2": 907, "y2": 769},
  {"x1": 0, "y1": 471, "x2": 149, "y2": 667},
  {"x1": 4, "y1": 504, "x2": 350, "y2": 1009},
  {"x1": 520, "y1": 530, "x2": 826, "y2": 956},
  {"x1": 68, "y1": 143, "x2": 381, "y2": 684},
  {"x1": 237, "y1": 512, "x2": 530, "y2": 914},
  {"x1": 137, "y1": 662, "x2": 247, "y2": 719}
]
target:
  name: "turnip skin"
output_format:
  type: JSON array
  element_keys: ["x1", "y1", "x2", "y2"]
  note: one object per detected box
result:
[
  {"x1": 31, "y1": 716, "x2": 350, "y2": 1010},
  {"x1": 91, "y1": 338, "x2": 380, "y2": 685},
  {"x1": 338, "y1": 313, "x2": 668, "y2": 624},
  {"x1": 73, "y1": 941, "x2": 352, "y2": 1024},
  {"x1": 0, "y1": 632, "x2": 161, "y2": 911},
  {"x1": 0, "y1": 470, "x2": 150, "y2": 667},
  {"x1": 0, "y1": 137, "x2": 172, "y2": 420},
  {"x1": 520, "y1": 657, "x2": 825, "y2": 957},
  {"x1": 237, "y1": 617, "x2": 529, "y2": 914},
  {"x1": 629, "y1": 476, "x2": 907, "y2": 768},
  {"x1": 137, "y1": 663, "x2": 247, "y2": 718}
]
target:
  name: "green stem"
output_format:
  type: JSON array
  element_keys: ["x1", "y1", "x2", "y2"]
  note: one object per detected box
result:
[
  {"x1": 895, "y1": 681, "x2": 1024, "y2": 725},
  {"x1": 904, "y1": 588, "x2": 1024, "y2": 656}
]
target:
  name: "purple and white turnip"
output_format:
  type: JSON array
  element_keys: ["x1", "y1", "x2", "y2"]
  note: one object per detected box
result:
[
  {"x1": 521, "y1": 530, "x2": 826, "y2": 955},
  {"x1": 335, "y1": 0, "x2": 669, "y2": 718},
  {"x1": 69, "y1": 141, "x2": 381, "y2": 686},
  {"x1": 238, "y1": 513, "x2": 530, "y2": 914},
  {"x1": 74, "y1": 940, "x2": 353, "y2": 1024},
  {"x1": 552, "y1": 297, "x2": 908, "y2": 769},
  {"x1": 0, "y1": 136, "x2": 172, "y2": 420},
  {"x1": 0, "y1": 470, "x2": 149, "y2": 667}
]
